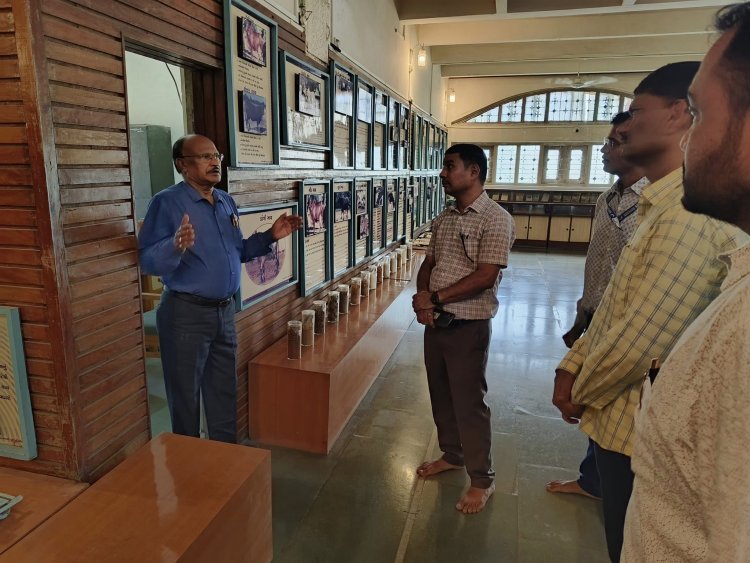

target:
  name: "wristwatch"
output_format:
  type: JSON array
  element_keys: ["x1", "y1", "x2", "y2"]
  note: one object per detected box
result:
[{"x1": 430, "y1": 291, "x2": 441, "y2": 306}]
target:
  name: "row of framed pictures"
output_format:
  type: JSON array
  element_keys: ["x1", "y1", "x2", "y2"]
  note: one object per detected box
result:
[
  {"x1": 234, "y1": 177, "x2": 445, "y2": 309},
  {"x1": 224, "y1": 0, "x2": 447, "y2": 170}
]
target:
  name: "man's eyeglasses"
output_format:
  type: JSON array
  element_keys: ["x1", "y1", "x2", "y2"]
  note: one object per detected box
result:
[{"x1": 180, "y1": 152, "x2": 224, "y2": 162}]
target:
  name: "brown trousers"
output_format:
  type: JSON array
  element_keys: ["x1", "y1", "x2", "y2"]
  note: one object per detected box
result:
[{"x1": 424, "y1": 319, "x2": 494, "y2": 489}]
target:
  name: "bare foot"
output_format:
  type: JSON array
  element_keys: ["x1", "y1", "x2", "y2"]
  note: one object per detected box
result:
[
  {"x1": 545, "y1": 479, "x2": 601, "y2": 500},
  {"x1": 416, "y1": 458, "x2": 462, "y2": 478},
  {"x1": 456, "y1": 483, "x2": 495, "y2": 514}
]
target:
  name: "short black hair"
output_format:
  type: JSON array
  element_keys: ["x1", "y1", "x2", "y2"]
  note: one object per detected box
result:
[
  {"x1": 445, "y1": 143, "x2": 488, "y2": 184},
  {"x1": 633, "y1": 61, "x2": 700, "y2": 101},
  {"x1": 611, "y1": 111, "x2": 630, "y2": 125},
  {"x1": 714, "y1": 3, "x2": 750, "y2": 111}
]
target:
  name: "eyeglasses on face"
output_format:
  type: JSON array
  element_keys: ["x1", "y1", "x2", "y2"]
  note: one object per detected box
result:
[{"x1": 180, "y1": 152, "x2": 224, "y2": 162}]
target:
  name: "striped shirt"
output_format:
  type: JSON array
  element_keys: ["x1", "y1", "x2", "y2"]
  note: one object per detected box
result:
[
  {"x1": 427, "y1": 191, "x2": 515, "y2": 319},
  {"x1": 559, "y1": 168, "x2": 747, "y2": 456}
]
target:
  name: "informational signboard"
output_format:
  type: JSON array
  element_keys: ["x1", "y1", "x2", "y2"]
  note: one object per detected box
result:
[{"x1": 0, "y1": 307, "x2": 36, "y2": 460}]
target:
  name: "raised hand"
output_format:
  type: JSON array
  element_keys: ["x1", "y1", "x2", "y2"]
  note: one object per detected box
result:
[
  {"x1": 270, "y1": 212, "x2": 303, "y2": 240},
  {"x1": 174, "y1": 213, "x2": 196, "y2": 252}
]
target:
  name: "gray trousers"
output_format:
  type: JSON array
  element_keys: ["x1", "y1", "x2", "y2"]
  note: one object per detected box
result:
[
  {"x1": 424, "y1": 319, "x2": 494, "y2": 489},
  {"x1": 156, "y1": 291, "x2": 238, "y2": 443}
]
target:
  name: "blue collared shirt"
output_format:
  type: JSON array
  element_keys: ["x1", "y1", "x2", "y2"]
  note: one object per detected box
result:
[{"x1": 138, "y1": 181, "x2": 274, "y2": 300}]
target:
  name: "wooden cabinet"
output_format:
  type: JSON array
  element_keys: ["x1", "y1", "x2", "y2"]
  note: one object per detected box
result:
[
  {"x1": 488, "y1": 187, "x2": 600, "y2": 251},
  {"x1": 549, "y1": 216, "x2": 592, "y2": 243}
]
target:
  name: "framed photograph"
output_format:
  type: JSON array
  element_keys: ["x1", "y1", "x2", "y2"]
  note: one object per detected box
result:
[
  {"x1": 280, "y1": 51, "x2": 330, "y2": 150},
  {"x1": 239, "y1": 89, "x2": 268, "y2": 135},
  {"x1": 238, "y1": 16, "x2": 267, "y2": 66},
  {"x1": 330, "y1": 62, "x2": 355, "y2": 169},
  {"x1": 372, "y1": 179, "x2": 385, "y2": 252},
  {"x1": 235, "y1": 203, "x2": 298, "y2": 310},
  {"x1": 296, "y1": 73, "x2": 321, "y2": 117},
  {"x1": 331, "y1": 180, "x2": 354, "y2": 275},
  {"x1": 334, "y1": 67, "x2": 354, "y2": 116},
  {"x1": 304, "y1": 193, "x2": 327, "y2": 237},
  {"x1": 225, "y1": 2, "x2": 279, "y2": 166},
  {"x1": 0, "y1": 307, "x2": 37, "y2": 460},
  {"x1": 354, "y1": 179, "x2": 370, "y2": 263},
  {"x1": 299, "y1": 180, "x2": 331, "y2": 295},
  {"x1": 357, "y1": 85, "x2": 373, "y2": 123}
]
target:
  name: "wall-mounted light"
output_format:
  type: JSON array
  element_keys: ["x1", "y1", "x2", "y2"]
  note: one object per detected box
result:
[
  {"x1": 417, "y1": 45, "x2": 427, "y2": 67},
  {"x1": 448, "y1": 88, "x2": 456, "y2": 103}
]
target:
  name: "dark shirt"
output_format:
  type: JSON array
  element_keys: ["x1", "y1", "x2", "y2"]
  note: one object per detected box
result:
[{"x1": 139, "y1": 181, "x2": 274, "y2": 300}]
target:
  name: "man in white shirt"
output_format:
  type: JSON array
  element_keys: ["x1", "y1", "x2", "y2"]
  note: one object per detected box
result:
[{"x1": 622, "y1": 4, "x2": 750, "y2": 560}]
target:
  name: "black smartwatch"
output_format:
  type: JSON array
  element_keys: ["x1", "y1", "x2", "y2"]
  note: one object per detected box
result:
[{"x1": 430, "y1": 291, "x2": 441, "y2": 306}]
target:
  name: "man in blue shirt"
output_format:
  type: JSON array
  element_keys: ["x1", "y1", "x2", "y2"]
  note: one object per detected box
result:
[{"x1": 139, "y1": 134, "x2": 302, "y2": 443}]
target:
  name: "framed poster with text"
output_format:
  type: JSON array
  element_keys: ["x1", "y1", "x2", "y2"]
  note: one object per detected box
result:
[
  {"x1": 300, "y1": 180, "x2": 332, "y2": 295},
  {"x1": 396, "y1": 177, "x2": 407, "y2": 240},
  {"x1": 224, "y1": 1, "x2": 279, "y2": 167},
  {"x1": 331, "y1": 180, "x2": 354, "y2": 276},
  {"x1": 0, "y1": 307, "x2": 36, "y2": 460},
  {"x1": 371, "y1": 178, "x2": 385, "y2": 253},
  {"x1": 385, "y1": 179, "x2": 397, "y2": 243},
  {"x1": 354, "y1": 179, "x2": 371, "y2": 263},
  {"x1": 399, "y1": 105, "x2": 410, "y2": 170},
  {"x1": 236, "y1": 202, "x2": 299, "y2": 309},
  {"x1": 405, "y1": 178, "x2": 416, "y2": 240},
  {"x1": 355, "y1": 78, "x2": 374, "y2": 169},
  {"x1": 388, "y1": 98, "x2": 399, "y2": 170},
  {"x1": 330, "y1": 62, "x2": 355, "y2": 169},
  {"x1": 280, "y1": 52, "x2": 330, "y2": 150},
  {"x1": 373, "y1": 91, "x2": 388, "y2": 170}
]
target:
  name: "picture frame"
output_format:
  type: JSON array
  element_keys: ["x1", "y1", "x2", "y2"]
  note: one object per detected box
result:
[
  {"x1": 354, "y1": 179, "x2": 371, "y2": 263},
  {"x1": 355, "y1": 77, "x2": 374, "y2": 170},
  {"x1": 238, "y1": 15, "x2": 267, "y2": 66},
  {"x1": 371, "y1": 178, "x2": 385, "y2": 253},
  {"x1": 330, "y1": 61, "x2": 356, "y2": 169},
  {"x1": 225, "y1": 1, "x2": 280, "y2": 167},
  {"x1": 296, "y1": 73, "x2": 322, "y2": 117},
  {"x1": 279, "y1": 51, "x2": 330, "y2": 150},
  {"x1": 299, "y1": 180, "x2": 332, "y2": 295},
  {"x1": 331, "y1": 180, "x2": 355, "y2": 276},
  {"x1": 0, "y1": 306, "x2": 37, "y2": 460},
  {"x1": 235, "y1": 203, "x2": 299, "y2": 310}
]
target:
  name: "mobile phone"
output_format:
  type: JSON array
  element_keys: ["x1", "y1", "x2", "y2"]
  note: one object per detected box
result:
[{"x1": 433, "y1": 308, "x2": 455, "y2": 328}]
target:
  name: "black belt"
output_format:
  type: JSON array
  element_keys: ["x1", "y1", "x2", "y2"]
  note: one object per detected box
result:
[
  {"x1": 450, "y1": 318, "x2": 482, "y2": 326},
  {"x1": 169, "y1": 290, "x2": 233, "y2": 308}
]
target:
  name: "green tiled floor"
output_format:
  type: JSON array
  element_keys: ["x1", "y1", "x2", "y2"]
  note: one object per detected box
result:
[{"x1": 146, "y1": 251, "x2": 609, "y2": 561}]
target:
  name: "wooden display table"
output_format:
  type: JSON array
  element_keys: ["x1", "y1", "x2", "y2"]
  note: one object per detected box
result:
[
  {"x1": 249, "y1": 257, "x2": 420, "y2": 454},
  {"x1": 0, "y1": 468, "x2": 88, "y2": 556},
  {"x1": 2, "y1": 434, "x2": 272, "y2": 563}
]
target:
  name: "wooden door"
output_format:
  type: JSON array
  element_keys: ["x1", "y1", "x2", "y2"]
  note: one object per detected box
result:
[
  {"x1": 513, "y1": 215, "x2": 530, "y2": 240},
  {"x1": 527, "y1": 216, "x2": 549, "y2": 241},
  {"x1": 549, "y1": 216, "x2": 571, "y2": 241},
  {"x1": 570, "y1": 217, "x2": 592, "y2": 243}
]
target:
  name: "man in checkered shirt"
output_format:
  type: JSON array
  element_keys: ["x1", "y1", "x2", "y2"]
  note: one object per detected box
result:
[{"x1": 412, "y1": 143, "x2": 515, "y2": 514}]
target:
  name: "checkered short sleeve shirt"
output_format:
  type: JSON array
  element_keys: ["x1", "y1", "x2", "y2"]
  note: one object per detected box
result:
[{"x1": 427, "y1": 191, "x2": 515, "y2": 319}]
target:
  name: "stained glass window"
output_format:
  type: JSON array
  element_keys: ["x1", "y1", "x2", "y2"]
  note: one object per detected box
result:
[
  {"x1": 496, "y1": 145, "x2": 517, "y2": 183},
  {"x1": 589, "y1": 145, "x2": 611, "y2": 185},
  {"x1": 500, "y1": 99, "x2": 523, "y2": 122},
  {"x1": 524, "y1": 95, "x2": 547, "y2": 122},
  {"x1": 518, "y1": 145, "x2": 541, "y2": 184}
]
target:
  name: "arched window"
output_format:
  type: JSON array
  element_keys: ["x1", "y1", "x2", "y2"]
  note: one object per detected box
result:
[{"x1": 456, "y1": 89, "x2": 633, "y2": 125}]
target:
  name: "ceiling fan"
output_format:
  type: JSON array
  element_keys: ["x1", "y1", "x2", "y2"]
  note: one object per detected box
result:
[{"x1": 548, "y1": 72, "x2": 617, "y2": 89}]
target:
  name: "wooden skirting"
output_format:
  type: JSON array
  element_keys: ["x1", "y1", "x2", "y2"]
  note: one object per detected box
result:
[
  {"x1": 249, "y1": 255, "x2": 421, "y2": 454},
  {"x1": 2, "y1": 434, "x2": 273, "y2": 563}
]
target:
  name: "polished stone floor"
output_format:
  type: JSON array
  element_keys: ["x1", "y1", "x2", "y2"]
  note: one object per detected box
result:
[{"x1": 148, "y1": 250, "x2": 609, "y2": 562}]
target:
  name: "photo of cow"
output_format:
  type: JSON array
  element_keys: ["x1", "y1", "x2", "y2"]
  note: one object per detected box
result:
[
  {"x1": 334, "y1": 191, "x2": 352, "y2": 223},
  {"x1": 305, "y1": 193, "x2": 327, "y2": 237}
]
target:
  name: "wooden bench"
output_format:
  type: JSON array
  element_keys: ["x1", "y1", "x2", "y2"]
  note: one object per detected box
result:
[
  {"x1": 0, "y1": 468, "x2": 88, "y2": 556},
  {"x1": 2, "y1": 433, "x2": 272, "y2": 563},
  {"x1": 249, "y1": 255, "x2": 420, "y2": 454}
]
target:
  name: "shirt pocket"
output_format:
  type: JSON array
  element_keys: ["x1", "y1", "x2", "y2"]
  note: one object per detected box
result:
[{"x1": 459, "y1": 225, "x2": 482, "y2": 264}]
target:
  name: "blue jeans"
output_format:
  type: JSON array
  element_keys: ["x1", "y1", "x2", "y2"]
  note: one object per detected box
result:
[
  {"x1": 577, "y1": 438, "x2": 601, "y2": 498},
  {"x1": 156, "y1": 291, "x2": 238, "y2": 443}
]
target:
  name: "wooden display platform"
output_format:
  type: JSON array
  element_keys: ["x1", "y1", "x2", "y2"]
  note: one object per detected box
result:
[
  {"x1": 249, "y1": 256, "x2": 420, "y2": 454},
  {"x1": 0, "y1": 468, "x2": 88, "y2": 556},
  {"x1": 2, "y1": 434, "x2": 272, "y2": 563}
]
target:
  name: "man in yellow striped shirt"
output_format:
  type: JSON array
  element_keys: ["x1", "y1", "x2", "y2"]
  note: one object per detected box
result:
[{"x1": 552, "y1": 62, "x2": 747, "y2": 562}]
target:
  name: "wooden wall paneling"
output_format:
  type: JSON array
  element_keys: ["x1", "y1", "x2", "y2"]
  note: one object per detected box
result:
[{"x1": 0, "y1": 0, "x2": 83, "y2": 479}]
